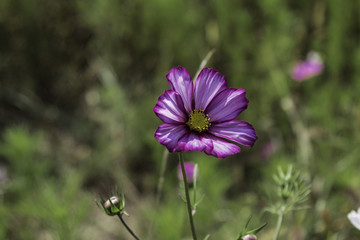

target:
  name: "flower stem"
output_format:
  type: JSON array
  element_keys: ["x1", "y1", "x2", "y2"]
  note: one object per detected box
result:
[
  {"x1": 117, "y1": 214, "x2": 141, "y2": 240},
  {"x1": 272, "y1": 211, "x2": 284, "y2": 240},
  {"x1": 179, "y1": 152, "x2": 197, "y2": 240},
  {"x1": 148, "y1": 149, "x2": 169, "y2": 239},
  {"x1": 281, "y1": 96, "x2": 312, "y2": 168},
  {"x1": 155, "y1": 150, "x2": 169, "y2": 206}
]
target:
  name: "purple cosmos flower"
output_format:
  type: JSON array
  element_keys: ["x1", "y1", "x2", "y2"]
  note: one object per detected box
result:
[
  {"x1": 292, "y1": 51, "x2": 323, "y2": 81},
  {"x1": 153, "y1": 66, "x2": 257, "y2": 158},
  {"x1": 177, "y1": 162, "x2": 198, "y2": 183}
]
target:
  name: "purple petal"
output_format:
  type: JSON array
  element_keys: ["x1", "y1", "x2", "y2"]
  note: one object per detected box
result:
[
  {"x1": 178, "y1": 132, "x2": 213, "y2": 153},
  {"x1": 209, "y1": 120, "x2": 257, "y2": 147},
  {"x1": 194, "y1": 68, "x2": 227, "y2": 111},
  {"x1": 203, "y1": 134, "x2": 241, "y2": 158},
  {"x1": 206, "y1": 88, "x2": 248, "y2": 123},
  {"x1": 153, "y1": 90, "x2": 187, "y2": 124},
  {"x1": 154, "y1": 124, "x2": 188, "y2": 152},
  {"x1": 167, "y1": 66, "x2": 194, "y2": 113},
  {"x1": 292, "y1": 61, "x2": 323, "y2": 81}
]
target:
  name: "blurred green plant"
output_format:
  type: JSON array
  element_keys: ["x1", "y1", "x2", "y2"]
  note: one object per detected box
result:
[
  {"x1": 0, "y1": 127, "x2": 91, "y2": 239},
  {"x1": 265, "y1": 165, "x2": 311, "y2": 240},
  {"x1": 0, "y1": 127, "x2": 49, "y2": 192}
]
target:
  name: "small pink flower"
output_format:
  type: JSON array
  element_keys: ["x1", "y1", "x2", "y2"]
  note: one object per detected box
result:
[
  {"x1": 177, "y1": 162, "x2": 198, "y2": 183},
  {"x1": 292, "y1": 51, "x2": 323, "y2": 81}
]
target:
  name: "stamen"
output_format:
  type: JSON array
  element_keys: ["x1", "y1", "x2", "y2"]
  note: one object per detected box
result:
[{"x1": 186, "y1": 110, "x2": 211, "y2": 132}]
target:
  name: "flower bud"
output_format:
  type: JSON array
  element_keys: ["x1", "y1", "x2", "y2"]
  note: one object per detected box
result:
[
  {"x1": 178, "y1": 162, "x2": 198, "y2": 184},
  {"x1": 97, "y1": 192, "x2": 125, "y2": 216},
  {"x1": 104, "y1": 196, "x2": 121, "y2": 210},
  {"x1": 242, "y1": 234, "x2": 257, "y2": 240}
]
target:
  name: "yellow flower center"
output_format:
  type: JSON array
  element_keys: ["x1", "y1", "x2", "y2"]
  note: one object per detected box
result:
[{"x1": 186, "y1": 110, "x2": 211, "y2": 132}]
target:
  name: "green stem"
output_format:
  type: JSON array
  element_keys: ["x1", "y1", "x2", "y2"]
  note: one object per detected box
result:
[
  {"x1": 179, "y1": 152, "x2": 197, "y2": 240},
  {"x1": 155, "y1": 150, "x2": 169, "y2": 206},
  {"x1": 281, "y1": 96, "x2": 312, "y2": 167},
  {"x1": 117, "y1": 214, "x2": 141, "y2": 240},
  {"x1": 272, "y1": 211, "x2": 284, "y2": 240},
  {"x1": 148, "y1": 149, "x2": 169, "y2": 239}
]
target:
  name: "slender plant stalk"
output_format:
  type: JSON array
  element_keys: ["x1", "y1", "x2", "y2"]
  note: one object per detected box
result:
[
  {"x1": 155, "y1": 150, "x2": 169, "y2": 206},
  {"x1": 281, "y1": 96, "x2": 312, "y2": 167},
  {"x1": 179, "y1": 152, "x2": 197, "y2": 240},
  {"x1": 148, "y1": 149, "x2": 169, "y2": 239},
  {"x1": 265, "y1": 45, "x2": 312, "y2": 168},
  {"x1": 117, "y1": 214, "x2": 141, "y2": 240},
  {"x1": 194, "y1": 48, "x2": 216, "y2": 81},
  {"x1": 272, "y1": 211, "x2": 284, "y2": 240}
]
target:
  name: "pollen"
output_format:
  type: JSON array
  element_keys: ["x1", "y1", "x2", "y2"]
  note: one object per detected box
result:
[{"x1": 186, "y1": 110, "x2": 211, "y2": 132}]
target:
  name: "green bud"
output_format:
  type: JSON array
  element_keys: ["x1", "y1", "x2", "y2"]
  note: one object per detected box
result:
[{"x1": 97, "y1": 192, "x2": 126, "y2": 216}]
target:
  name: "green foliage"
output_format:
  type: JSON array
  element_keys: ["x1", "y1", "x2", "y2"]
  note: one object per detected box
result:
[
  {"x1": 266, "y1": 165, "x2": 311, "y2": 215},
  {"x1": 18, "y1": 170, "x2": 91, "y2": 240},
  {"x1": 0, "y1": 127, "x2": 91, "y2": 240},
  {"x1": 0, "y1": 127, "x2": 49, "y2": 192},
  {"x1": 151, "y1": 198, "x2": 186, "y2": 240}
]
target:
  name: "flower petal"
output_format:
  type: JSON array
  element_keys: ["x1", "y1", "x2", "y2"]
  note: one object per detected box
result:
[
  {"x1": 203, "y1": 134, "x2": 241, "y2": 158},
  {"x1": 292, "y1": 61, "x2": 323, "y2": 81},
  {"x1": 348, "y1": 209, "x2": 360, "y2": 230},
  {"x1": 209, "y1": 120, "x2": 257, "y2": 147},
  {"x1": 167, "y1": 66, "x2": 193, "y2": 113},
  {"x1": 154, "y1": 124, "x2": 188, "y2": 152},
  {"x1": 206, "y1": 88, "x2": 248, "y2": 123},
  {"x1": 153, "y1": 90, "x2": 187, "y2": 124},
  {"x1": 194, "y1": 68, "x2": 227, "y2": 111},
  {"x1": 178, "y1": 132, "x2": 213, "y2": 153}
]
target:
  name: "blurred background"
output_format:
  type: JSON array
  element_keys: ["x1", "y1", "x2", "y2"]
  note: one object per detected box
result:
[{"x1": 0, "y1": 0, "x2": 360, "y2": 239}]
